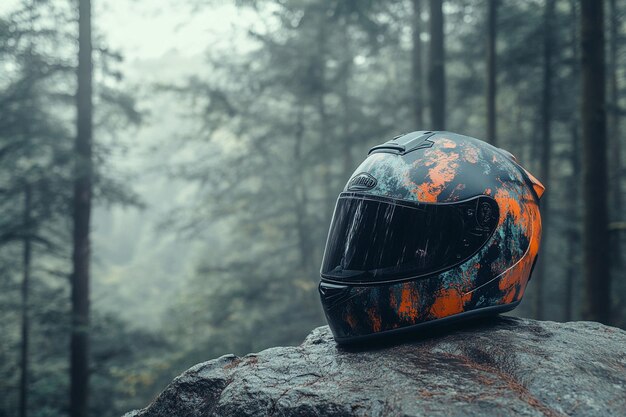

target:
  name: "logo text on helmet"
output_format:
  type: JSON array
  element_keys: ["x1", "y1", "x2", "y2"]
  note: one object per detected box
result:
[{"x1": 347, "y1": 173, "x2": 378, "y2": 191}]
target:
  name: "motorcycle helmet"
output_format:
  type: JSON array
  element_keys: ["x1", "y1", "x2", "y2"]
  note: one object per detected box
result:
[{"x1": 319, "y1": 131, "x2": 544, "y2": 343}]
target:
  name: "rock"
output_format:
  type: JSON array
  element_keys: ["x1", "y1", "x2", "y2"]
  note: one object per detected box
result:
[{"x1": 124, "y1": 316, "x2": 626, "y2": 417}]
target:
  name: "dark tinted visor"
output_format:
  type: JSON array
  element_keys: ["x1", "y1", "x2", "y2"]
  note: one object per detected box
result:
[{"x1": 320, "y1": 193, "x2": 498, "y2": 284}]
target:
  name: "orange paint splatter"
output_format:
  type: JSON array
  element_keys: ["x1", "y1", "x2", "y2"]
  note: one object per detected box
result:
[
  {"x1": 397, "y1": 286, "x2": 419, "y2": 319},
  {"x1": 498, "y1": 203, "x2": 542, "y2": 303},
  {"x1": 494, "y1": 188, "x2": 524, "y2": 226},
  {"x1": 413, "y1": 149, "x2": 459, "y2": 202},
  {"x1": 429, "y1": 288, "x2": 471, "y2": 318},
  {"x1": 440, "y1": 138, "x2": 457, "y2": 148},
  {"x1": 528, "y1": 208, "x2": 542, "y2": 258},
  {"x1": 367, "y1": 308, "x2": 382, "y2": 332},
  {"x1": 390, "y1": 290, "x2": 398, "y2": 310},
  {"x1": 345, "y1": 313, "x2": 357, "y2": 329},
  {"x1": 416, "y1": 183, "x2": 439, "y2": 202}
]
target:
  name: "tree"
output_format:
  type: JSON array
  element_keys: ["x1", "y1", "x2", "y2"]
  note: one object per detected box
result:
[
  {"x1": 428, "y1": 0, "x2": 445, "y2": 130},
  {"x1": 70, "y1": 0, "x2": 93, "y2": 415},
  {"x1": 564, "y1": 0, "x2": 581, "y2": 322},
  {"x1": 412, "y1": 0, "x2": 424, "y2": 128},
  {"x1": 580, "y1": 0, "x2": 610, "y2": 323},
  {"x1": 0, "y1": 2, "x2": 144, "y2": 415},
  {"x1": 533, "y1": 0, "x2": 555, "y2": 320},
  {"x1": 19, "y1": 186, "x2": 31, "y2": 417},
  {"x1": 0, "y1": 4, "x2": 73, "y2": 415},
  {"x1": 19, "y1": 4, "x2": 35, "y2": 416},
  {"x1": 608, "y1": 0, "x2": 623, "y2": 271},
  {"x1": 340, "y1": 22, "x2": 354, "y2": 180},
  {"x1": 486, "y1": 0, "x2": 497, "y2": 145}
]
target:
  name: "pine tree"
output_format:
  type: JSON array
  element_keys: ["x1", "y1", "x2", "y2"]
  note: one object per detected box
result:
[
  {"x1": 580, "y1": 0, "x2": 611, "y2": 323},
  {"x1": 428, "y1": 0, "x2": 445, "y2": 130},
  {"x1": 533, "y1": 0, "x2": 555, "y2": 320},
  {"x1": 486, "y1": 0, "x2": 497, "y2": 145},
  {"x1": 412, "y1": 0, "x2": 424, "y2": 128},
  {"x1": 70, "y1": 0, "x2": 93, "y2": 415}
]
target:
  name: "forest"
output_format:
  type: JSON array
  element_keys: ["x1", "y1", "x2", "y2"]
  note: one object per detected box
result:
[{"x1": 0, "y1": 0, "x2": 624, "y2": 416}]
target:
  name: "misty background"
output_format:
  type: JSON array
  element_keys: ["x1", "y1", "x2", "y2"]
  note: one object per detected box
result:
[{"x1": 0, "y1": 1, "x2": 624, "y2": 416}]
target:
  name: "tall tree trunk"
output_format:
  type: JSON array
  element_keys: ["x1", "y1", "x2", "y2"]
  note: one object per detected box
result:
[
  {"x1": 564, "y1": 0, "x2": 581, "y2": 322},
  {"x1": 565, "y1": 122, "x2": 581, "y2": 321},
  {"x1": 428, "y1": 0, "x2": 445, "y2": 130},
  {"x1": 533, "y1": 0, "x2": 555, "y2": 320},
  {"x1": 20, "y1": 2, "x2": 36, "y2": 415},
  {"x1": 412, "y1": 0, "x2": 424, "y2": 128},
  {"x1": 70, "y1": 0, "x2": 93, "y2": 416},
  {"x1": 19, "y1": 185, "x2": 32, "y2": 417},
  {"x1": 341, "y1": 23, "x2": 353, "y2": 181},
  {"x1": 294, "y1": 105, "x2": 312, "y2": 276},
  {"x1": 486, "y1": 0, "x2": 497, "y2": 145},
  {"x1": 316, "y1": 13, "x2": 333, "y2": 221},
  {"x1": 608, "y1": 0, "x2": 623, "y2": 270},
  {"x1": 580, "y1": 0, "x2": 611, "y2": 324}
]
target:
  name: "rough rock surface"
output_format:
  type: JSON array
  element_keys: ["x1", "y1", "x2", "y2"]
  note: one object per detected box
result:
[{"x1": 125, "y1": 317, "x2": 626, "y2": 417}]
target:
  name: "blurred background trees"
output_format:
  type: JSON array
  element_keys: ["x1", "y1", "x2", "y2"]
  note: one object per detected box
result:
[{"x1": 0, "y1": 0, "x2": 624, "y2": 416}]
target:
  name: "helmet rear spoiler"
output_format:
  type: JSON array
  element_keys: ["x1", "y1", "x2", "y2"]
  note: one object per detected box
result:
[{"x1": 521, "y1": 167, "x2": 545, "y2": 199}]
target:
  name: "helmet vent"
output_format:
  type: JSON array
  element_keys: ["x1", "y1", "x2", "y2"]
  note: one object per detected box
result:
[{"x1": 369, "y1": 131, "x2": 436, "y2": 155}]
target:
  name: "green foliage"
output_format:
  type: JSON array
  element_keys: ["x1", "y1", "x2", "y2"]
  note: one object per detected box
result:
[{"x1": 0, "y1": 1, "x2": 149, "y2": 416}]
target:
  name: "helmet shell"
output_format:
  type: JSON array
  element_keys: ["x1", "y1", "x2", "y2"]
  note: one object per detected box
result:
[{"x1": 319, "y1": 131, "x2": 543, "y2": 343}]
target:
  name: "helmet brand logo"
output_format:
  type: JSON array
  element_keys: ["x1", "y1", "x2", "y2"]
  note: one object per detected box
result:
[{"x1": 348, "y1": 173, "x2": 378, "y2": 191}]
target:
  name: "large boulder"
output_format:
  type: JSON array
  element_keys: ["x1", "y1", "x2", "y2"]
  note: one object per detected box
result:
[{"x1": 125, "y1": 316, "x2": 626, "y2": 417}]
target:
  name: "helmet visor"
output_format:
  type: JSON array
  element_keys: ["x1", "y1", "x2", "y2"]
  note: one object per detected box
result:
[{"x1": 320, "y1": 193, "x2": 498, "y2": 284}]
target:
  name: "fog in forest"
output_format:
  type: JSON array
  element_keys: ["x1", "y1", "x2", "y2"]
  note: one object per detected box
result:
[{"x1": 0, "y1": 1, "x2": 624, "y2": 416}]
